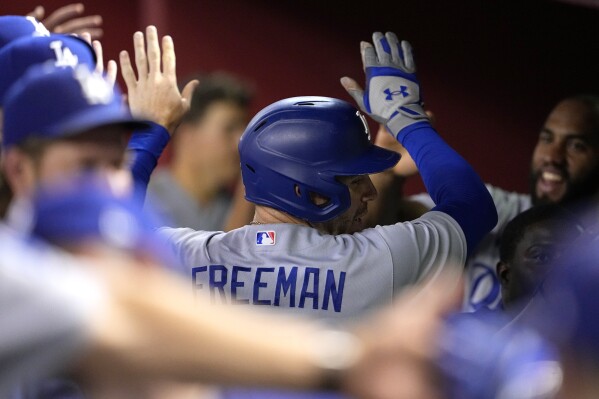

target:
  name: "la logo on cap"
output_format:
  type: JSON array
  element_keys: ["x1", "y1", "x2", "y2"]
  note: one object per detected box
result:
[
  {"x1": 74, "y1": 66, "x2": 113, "y2": 105},
  {"x1": 50, "y1": 40, "x2": 79, "y2": 68}
]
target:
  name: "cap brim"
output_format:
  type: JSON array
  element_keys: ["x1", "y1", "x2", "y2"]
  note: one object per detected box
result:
[
  {"x1": 327, "y1": 144, "x2": 400, "y2": 176},
  {"x1": 45, "y1": 104, "x2": 151, "y2": 139}
]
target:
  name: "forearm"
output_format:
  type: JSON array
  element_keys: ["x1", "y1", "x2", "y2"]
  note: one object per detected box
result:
[
  {"x1": 127, "y1": 122, "x2": 170, "y2": 202},
  {"x1": 397, "y1": 122, "x2": 497, "y2": 252},
  {"x1": 77, "y1": 264, "x2": 351, "y2": 390}
]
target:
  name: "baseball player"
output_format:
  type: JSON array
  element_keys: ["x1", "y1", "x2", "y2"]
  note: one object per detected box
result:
[
  {"x1": 0, "y1": 25, "x2": 194, "y2": 224},
  {"x1": 1, "y1": 63, "x2": 148, "y2": 229},
  {"x1": 155, "y1": 32, "x2": 497, "y2": 321},
  {"x1": 0, "y1": 29, "x2": 98, "y2": 219}
]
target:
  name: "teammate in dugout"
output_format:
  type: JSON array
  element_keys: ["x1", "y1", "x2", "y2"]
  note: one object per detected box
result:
[
  {"x1": 0, "y1": 25, "x2": 196, "y2": 228},
  {"x1": 370, "y1": 94, "x2": 599, "y2": 312},
  {"x1": 155, "y1": 32, "x2": 498, "y2": 320}
]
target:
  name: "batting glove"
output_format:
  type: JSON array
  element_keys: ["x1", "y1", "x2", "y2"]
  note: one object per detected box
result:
[{"x1": 342, "y1": 32, "x2": 428, "y2": 139}]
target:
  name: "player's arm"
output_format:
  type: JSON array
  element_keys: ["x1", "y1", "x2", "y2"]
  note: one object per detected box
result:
[
  {"x1": 1, "y1": 233, "x2": 462, "y2": 399},
  {"x1": 364, "y1": 124, "x2": 427, "y2": 227},
  {"x1": 71, "y1": 252, "x2": 462, "y2": 399},
  {"x1": 119, "y1": 26, "x2": 198, "y2": 202},
  {"x1": 342, "y1": 32, "x2": 497, "y2": 255}
]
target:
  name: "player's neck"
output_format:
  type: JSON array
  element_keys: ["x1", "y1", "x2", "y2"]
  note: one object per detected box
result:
[{"x1": 252, "y1": 206, "x2": 310, "y2": 227}]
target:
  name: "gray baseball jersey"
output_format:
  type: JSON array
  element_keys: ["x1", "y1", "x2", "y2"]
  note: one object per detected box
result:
[
  {"x1": 160, "y1": 211, "x2": 466, "y2": 321},
  {"x1": 0, "y1": 226, "x2": 102, "y2": 396},
  {"x1": 410, "y1": 184, "x2": 531, "y2": 311}
]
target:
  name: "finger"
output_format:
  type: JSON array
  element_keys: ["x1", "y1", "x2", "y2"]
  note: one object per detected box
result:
[
  {"x1": 360, "y1": 41, "x2": 378, "y2": 70},
  {"x1": 72, "y1": 28, "x2": 103, "y2": 40},
  {"x1": 27, "y1": 6, "x2": 45, "y2": 20},
  {"x1": 133, "y1": 31, "x2": 148, "y2": 80},
  {"x1": 372, "y1": 31, "x2": 390, "y2": 64},
  {"x1": 425, "y1": 110, "x2": 436, "y2": 126},
  {"x1": 80, "y1": 31, "x2": 92, "y2": 45},
  {"x1": 106, "y1": 60, "x2": 118, "y2": 88},
  {"x1": 119, "y1": 50, "x2": 137, "y2": 90},
  {"x1": 161, "y1": 35, "x2": 176, "y2": 78},
  {"x1": 92, "y1": 40, "x2": 104, "y2": 73},
  {"x1": 402, "y1": 40, "x2": 416, "y2": 72},
  {"x1": 42, "y1": 3, "x2": 84, "y2": 30},
  {"x1": 54, "y1": 15, "x2": 103, "y2": 34},
  {"x1": 385, "y1": 32, "x2": 402, "y2": 65},
  {"x1": 340, "y1": 77, "x2": 365, "y2": 110},
  {"x1": 181, "y1": 80, "x2": 199, "y2": 107},
  {"x1": 145, "y1": 26, "x2": 161, "y2": 75}
]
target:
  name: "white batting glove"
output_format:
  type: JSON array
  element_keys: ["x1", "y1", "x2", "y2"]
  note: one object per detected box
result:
[{"x1": 341, "y1": 32, "x2": 429, "y2": 139}]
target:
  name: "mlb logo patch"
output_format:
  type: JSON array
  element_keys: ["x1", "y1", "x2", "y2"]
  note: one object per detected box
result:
[{"x1": 256, "y1": 231, "x2": 276, "y2": 246}]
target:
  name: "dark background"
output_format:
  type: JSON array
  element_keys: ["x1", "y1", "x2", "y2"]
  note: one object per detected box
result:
[{"x1": 2, "y1": 0, "x2": 598, "y2": 195}]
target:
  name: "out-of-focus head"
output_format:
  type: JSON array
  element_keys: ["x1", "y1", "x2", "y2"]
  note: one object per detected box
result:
[
  {"x1": 530, "y1": 95, "x2": 599, "y2": 206},
  {"x1": 0, "y1": 33, "x2": 96, "y2": 148},
  {"x1": 0, "y1": 33, "x2": 96, "y2": 105},
  {"x1": 174, "y1": 72, "x2": 253, "y2": 187},
  {"x1": 524, "y1": 239, "x2": 599, "y2": 383},
  {"x1": 1, "y1": 64, "x2": 148, "y2": 199},
  {"x1": 30, "y1": 176, "x2": 176, "y2": 268},
  {"x1": 239, "y1": 96, "x2": 399, "y2": 234},
  {"x1": 497, "y1": 204, "x2": 582, "y2": 307},
  {"x1": 0, "y1": 15, "x2": 49, "y2": 50}
]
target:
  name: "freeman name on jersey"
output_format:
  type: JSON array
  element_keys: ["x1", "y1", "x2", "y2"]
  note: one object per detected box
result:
[{"x1": 192, "y1": 265, "x2": 346, "y2": 312}]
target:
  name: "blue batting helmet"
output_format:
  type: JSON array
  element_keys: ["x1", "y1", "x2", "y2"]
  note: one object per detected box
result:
[{"x1": 239, "y1": 96, "x2": 400, "y2": 222}]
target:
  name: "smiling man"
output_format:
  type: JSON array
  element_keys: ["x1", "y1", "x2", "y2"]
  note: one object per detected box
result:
[{"x1": 530, "y1": 96, "x2": 599, "y2": 206}]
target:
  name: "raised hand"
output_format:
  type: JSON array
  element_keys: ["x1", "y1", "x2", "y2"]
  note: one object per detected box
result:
[
  {"x1": 119, "y1": 26, "x2": 198, "y2": 135},
  {"x1": 341, "y1": 32, "x2": 429, "y2": 139},
  {"x1": 28, "y1": 3, "x2": 103, "y2": 39},
  {"x1": 79, "y1": 32, "x2": 117, "y2": 87}
]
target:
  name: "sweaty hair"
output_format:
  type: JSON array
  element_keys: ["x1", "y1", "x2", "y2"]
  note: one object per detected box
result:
[
  {"x1": 499, "y1": 204, "x2": 582, "y2": 263},
  {"x1": 181, "y1": 71, "x2": 254, "y2": 125}
]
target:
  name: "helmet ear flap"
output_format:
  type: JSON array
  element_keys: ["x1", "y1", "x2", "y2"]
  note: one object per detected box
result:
[{"x1": 294, "y1": 183, "x2": 331, "y2": 208}]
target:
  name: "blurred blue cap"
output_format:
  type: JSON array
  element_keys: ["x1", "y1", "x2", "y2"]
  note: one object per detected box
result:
[
  {"x1": 2, "y1": 64, "x2": 149, "y2": 148},
  {"x1": 30, "y1": 176, "x2": 180, "y2": 271},
  {"x1": 0, "y1": 33, "x2": 97, "y2": 105},
  {"x1": 522, "y1": 237, "x2": 599, "y2": 364},
  {"x1": 0, "y1": 15, "x2": 50, "y2": 49}
]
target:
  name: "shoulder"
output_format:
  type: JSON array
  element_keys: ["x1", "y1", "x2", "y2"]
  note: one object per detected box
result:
[{"x1": 484, "y1": 184, "x2": 532, "y2": 232}]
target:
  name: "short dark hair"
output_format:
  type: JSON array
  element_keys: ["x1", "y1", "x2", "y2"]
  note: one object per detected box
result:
[
  {"x1": 181, "y1": 71, "x2": 254, "y2": 124},
  {"x1": 499, "y1": 204, "x2": 582, "y2": 263}
]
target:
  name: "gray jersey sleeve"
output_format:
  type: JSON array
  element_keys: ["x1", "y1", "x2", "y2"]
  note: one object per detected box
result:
[
  {"x1": 366, "y1": 211, "x2": 466, "y2": 292},
  {"x1": 0, "y1": 230, "x2": 104, "y2": 395}
]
